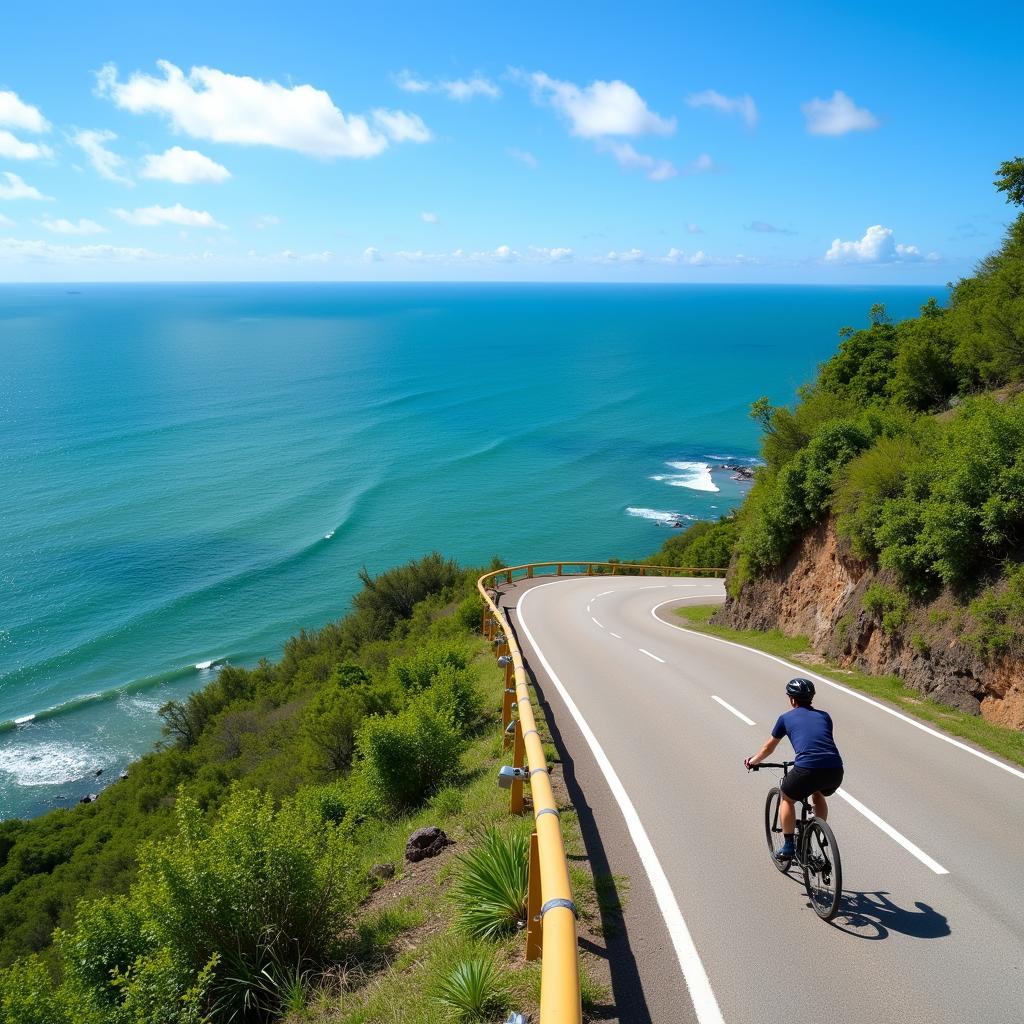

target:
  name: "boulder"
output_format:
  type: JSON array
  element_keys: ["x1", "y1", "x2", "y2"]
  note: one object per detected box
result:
[
  {"x1": 80, "y1": 793, "x2": 98, "y2": 804},
  {"x1": 405, "y1": 826, "x2": 452, "y2": 863},
  {"x1": 368, "y1": 862, "x2": 396, "y2": 882}
]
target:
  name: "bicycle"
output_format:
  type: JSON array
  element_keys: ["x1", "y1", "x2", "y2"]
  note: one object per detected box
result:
[{"x1": 750, "y1": 761, "x2": 843, "y2": 921}]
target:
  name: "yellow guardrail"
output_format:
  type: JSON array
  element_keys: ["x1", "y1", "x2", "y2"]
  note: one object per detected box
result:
[{"x1": 476, "y1": 561, "x2": 727, "y2": 1024}]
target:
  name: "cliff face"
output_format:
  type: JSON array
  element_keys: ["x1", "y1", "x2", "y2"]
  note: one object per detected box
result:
[{"x1": 714, "y1": 518, "x2": 1024, "y2": 730}]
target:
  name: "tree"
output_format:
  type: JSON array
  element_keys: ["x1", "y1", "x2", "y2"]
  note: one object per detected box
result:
[{"x1": 994, "y1": 156, "x2": 1024, "y2": 207}]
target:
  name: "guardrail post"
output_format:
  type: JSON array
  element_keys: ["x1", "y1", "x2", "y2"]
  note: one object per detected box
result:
[
  {"x1": 527, "y1": 565, "x2": 534, "y2": 578},
  {"x1": 525, "y1": 831, "x2": 543, "y2": 961},
  {"x1": 510, "y1": 719, "x2": 526, "y2": 814},
  {"x1": 556, "y1": 563, "x2": 562, "y2": 576}
]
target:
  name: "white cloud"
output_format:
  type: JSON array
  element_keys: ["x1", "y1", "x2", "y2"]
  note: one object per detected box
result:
[
  {"x1": 140, "y1": 146, "x2": 231, "y2": 184},
  {"x1": 420, "y1": 211, "x2": 438, "y2": 223},
  {"x1": 824, "y1": 224, "x2": 930, "y2": 263},
  {"x1": 71, "y1": 129, "x2": 133, "y2": 185},
  {"x1": 598, "y1": 247, "x2": 720, "y2": 266},
  {"x1": 0, "y1": 91, "x2": 50, "y2": 133},
  {"x1": 602, "y1": 141, "x2": 677, "y2": 181},
  {"x1": 687, "y1": 222, "x2": 702, "y2": 234},
  {"x1": 685, "y1": 153, "x2": 720, "y2": 175},
  {"x1": 0, "y1": 171, "x2": 52, "y2": 201},
  {"x1": 528, "y1": 246, "x2": 573, "y2": 262},
  {"x1": 361, "y1": 245, "x2": 382, "y2": 262},
  {"x1": 507, "y1": 147, "x2": 538, "y2": 168},
  {"x1": 113, "y1": 202, "x2": 224, "y2": 228},
  {"x1": 525, "y1": 71, "x2": 675, "y2": 138},
  {"x1": 395, "y1": 70, "x2": 500, "y2": 101},
  {"x1": 98, "y1": 60, "x2": 428, "y2": 159},
  {"x1": 371, "y1": 109, "x2": 432, "y2": 143},
  {"x1": 0, "y1": 130, "x2": 53, "y2": 160},
  {"x1": 603, "y1": 247, "x2": 647, "y2": 263},
  {"x1": 252, "y1": 214, "x2": 280, "y2": 229},
  {"x1": 802, "y1": 91, "x2": 879, "y2": 136},
  {"x1": 686, "y1": 90, "x2": 758, "y2": 128},
  {"x1": 0, "y1": 237, "x2": 157, "y2": 262},
  {"x1": 0, "y1": 213, "x2": 13, "y2": 226},
  {"x1": 40, "y1": 217, "x2": 107, "y2": 235}
]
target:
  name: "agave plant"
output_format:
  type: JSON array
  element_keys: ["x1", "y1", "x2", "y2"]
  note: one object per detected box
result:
[
  {"x1": 449, "y1": 826, "x2": 530, "y2": 940},
  {"x1": 433, "y1": 956, "x2": 507, "y2": 1022}
]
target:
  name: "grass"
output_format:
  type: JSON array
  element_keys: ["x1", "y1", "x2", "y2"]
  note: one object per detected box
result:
[
  {"x1": 291, "y1": 634, "x2": 608, "y2": 1023},
  {"x1": 674, "y1": 605, "x2": 1024, "y2": 768}
]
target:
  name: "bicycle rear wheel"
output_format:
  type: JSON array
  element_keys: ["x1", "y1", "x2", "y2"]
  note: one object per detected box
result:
[
  {"x1": 802, "y1": 819, "x2": 842, "y2": 920},
  {"x1": 764, "y1": 788, "x2": 791, "y2": 873}
]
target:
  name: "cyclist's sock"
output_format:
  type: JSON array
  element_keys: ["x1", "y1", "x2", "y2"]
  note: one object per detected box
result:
[{"x1": 784, "y1": 833, "x2": 794, "y2": 844}]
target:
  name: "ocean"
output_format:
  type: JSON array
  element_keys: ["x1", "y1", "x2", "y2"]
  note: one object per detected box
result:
[{"x1": 0, "y1": 282, "x2": 938, "y2": 818}]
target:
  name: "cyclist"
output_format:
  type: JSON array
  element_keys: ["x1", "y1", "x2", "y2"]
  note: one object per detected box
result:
[{"x1": 744, "y1": 678, "x2": 844, "y2": 859}]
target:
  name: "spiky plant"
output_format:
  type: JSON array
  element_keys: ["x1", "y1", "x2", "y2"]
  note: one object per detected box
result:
[
  {"x1": 449, "y1": 826, "x2": 529, "y2": 940},
  {"x1": 433, "y1": 956, "x2": 508, "y2": 1022}
]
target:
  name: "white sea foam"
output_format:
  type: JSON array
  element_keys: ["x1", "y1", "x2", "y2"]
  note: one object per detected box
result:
[
  {"x1": 14, "y1": 714, "x2": 35, "y2": 725},
  {"x1": 0, "y1": 741, "x2": 99, "y2": 786},
  {"x1": 195, "y1": 660, "x2": 215, "y2": 670},
  {"x1": 662, "y1": 461, "x2": 719, "y2": 492},
  {"x1": 626, "y1": 507, "x2": 697, "y2": 524},
  {"x1": 324, "y1": 530, "x2": 335, "y2": 539}
]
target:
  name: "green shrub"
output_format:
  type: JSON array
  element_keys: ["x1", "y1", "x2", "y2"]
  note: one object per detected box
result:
[
  {"x1": 450, "y1": 826, "x2": 530, "y2": 940},
  {"x1": 911, "y1": 633, "x2": 931, "y2": 657},
  {"x1": 388, "y1": 640, "x2": 470, "y2": 694},
  {"x1": 456, "y1": 594, "x2": 486, "y2": 633},
  {"x1": 433, "y1": 956, "x2": 508, "y2": 1022},
  {"x1": 966, "y1": 567, "x2": 1024, "y2": 660},
  {"x1": 0, "y1": 955, "x2": 81, "y2": 1024},
  {"x1": 354, "y1": 690, "x2": 465, "y2": 813},
  {"x1": 862, "y1": 583, "x2": 910, "y2": 632}
]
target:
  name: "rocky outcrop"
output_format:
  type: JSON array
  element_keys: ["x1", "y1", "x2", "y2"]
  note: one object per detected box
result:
[
  {"x1": 715, "y1": 518, "x2": 1024, "y2": 729},
  {"x1": 405, "y1": 826, "x2": 452, "y2": 863}
]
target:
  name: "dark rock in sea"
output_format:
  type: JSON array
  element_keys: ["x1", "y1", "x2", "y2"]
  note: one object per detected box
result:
[
  {"x1": 368, "y1": 862, "x2": 396, "y2": 882},
  {"x1": 405, "y1": 826, "x2": 452, "y2": 863},
  {"x1": 119, "y1": 770, "x2": 130, "y2": 781},
  {"x1": 94, "y1": 768, "x2": 103, "y2": 777},
  {"x1": 80, "y1": 793, "x2": 98, "y2": 804}
]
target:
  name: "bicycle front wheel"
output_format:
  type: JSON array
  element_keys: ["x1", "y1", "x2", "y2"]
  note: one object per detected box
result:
[
  {"x1": 764, "y1": 787, "x2": 791, "y2": 873},
  {"x1": 802, "y1": 819, "x2": 842, "y2": 920}
]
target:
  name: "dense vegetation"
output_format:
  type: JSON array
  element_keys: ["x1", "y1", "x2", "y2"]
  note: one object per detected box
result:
[
  {"x1": 0, "y1": 554, "x2": 520, "y2": 1022},
  {"x1": 648, "y1": 158, "x2": 1024, "y2": 658}
]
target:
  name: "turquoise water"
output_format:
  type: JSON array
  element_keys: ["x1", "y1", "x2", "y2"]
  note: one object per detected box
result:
[{"x1": 0, "y1": 283, "x2": 938, "y2": 818}]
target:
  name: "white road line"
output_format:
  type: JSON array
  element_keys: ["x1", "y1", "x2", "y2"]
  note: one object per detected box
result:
[
  {"x1": 835, "y1": 788, "x2": 949, "y2": 875},
  {"x1": 639, "y1": 648, "x2": 665, "y2": 663},
  {"x1": 591, "y1": 616, "x2": 605, "y2": 629},
  {"x1": 674, "y1": 584, "x2": 699, "y2": 588},
  {"x1": 711, "y1": 695, "x2": 755, "y2": 726},
  {"x1": 650, "y1": 599, "x2": 1024, "y2": 784},
  {"x1": 517, "y1": 583, "x2": 725, "y2": 1024},
  {"x1": 595, "y1": 590, "x2": 615, "y2": 598},
  {"x1": 610, "y1": 632, "x2": 622, "y2": 639},
  {"x1": 586, "y1": 603, "x2": 592, "y2": 613}
]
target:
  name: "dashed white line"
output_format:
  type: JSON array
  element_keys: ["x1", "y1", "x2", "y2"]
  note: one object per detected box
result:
[
  {"x1": 650, "y1": 598, "x2": 1024, "y2": 784},
  {"x1": 835, "y1": 788, "x2": 948, "y2": 875},
  {"x1": 639, "y1": 648, "x2": 665, "y2": 663},
  {"x1": 591, "y1": 616, "x2": 605, "y2": 629},
  {"x1": 610, "y1": 632, "x2": 622, "y2": 639},
  {"x1": 595, "y1": 590, "x2": 615, "y2": 598},
  {"x1": 711, "y1": 695, "x2": 755, "y2": 726},
  {"x1": 518, "y1": 583, "x2": 725, "y2": 1024}
]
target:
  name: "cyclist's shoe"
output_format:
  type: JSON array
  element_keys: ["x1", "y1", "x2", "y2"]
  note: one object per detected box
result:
[{"x1": 775, "y1": 840, "x2": 796, "y2": 860}]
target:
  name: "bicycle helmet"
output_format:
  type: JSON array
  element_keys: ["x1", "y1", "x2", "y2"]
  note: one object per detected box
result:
[{"x1": 785, "y1": 677, "x2": 816, "y2": 702}]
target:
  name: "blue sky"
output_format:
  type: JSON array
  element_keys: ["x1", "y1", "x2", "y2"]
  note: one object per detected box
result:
[{"x1": 0, "y1": 0, "x2": 1020, "y2": 282}]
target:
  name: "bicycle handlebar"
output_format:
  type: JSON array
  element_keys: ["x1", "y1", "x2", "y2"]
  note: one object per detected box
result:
[{"x1": 748, "y1": 761, "x2": 793, "y2": 772}]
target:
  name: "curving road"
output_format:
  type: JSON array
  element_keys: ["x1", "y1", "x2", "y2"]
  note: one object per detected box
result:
[{"x1": 498, "y1": 575, "x2": 1024, "y2": 1024}]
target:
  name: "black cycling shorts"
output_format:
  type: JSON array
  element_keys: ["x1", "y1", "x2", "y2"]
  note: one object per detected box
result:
[{"x1": 780, "y1": 766, "x2": 844, "y2": 802}]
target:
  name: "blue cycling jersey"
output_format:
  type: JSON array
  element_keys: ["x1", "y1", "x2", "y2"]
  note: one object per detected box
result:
[{"x1": 771, "y1": 706, "x2": 843, "y2": 770}]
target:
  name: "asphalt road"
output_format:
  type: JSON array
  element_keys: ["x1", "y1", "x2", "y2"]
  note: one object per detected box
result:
[{"x1": 500, "y1": 575, "x2": 1024, "y2": 1024}]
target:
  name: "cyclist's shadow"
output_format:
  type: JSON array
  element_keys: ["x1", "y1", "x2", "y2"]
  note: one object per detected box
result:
[{"x1": 830, "y1": 890, "x2": 950, "y2": 940}]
